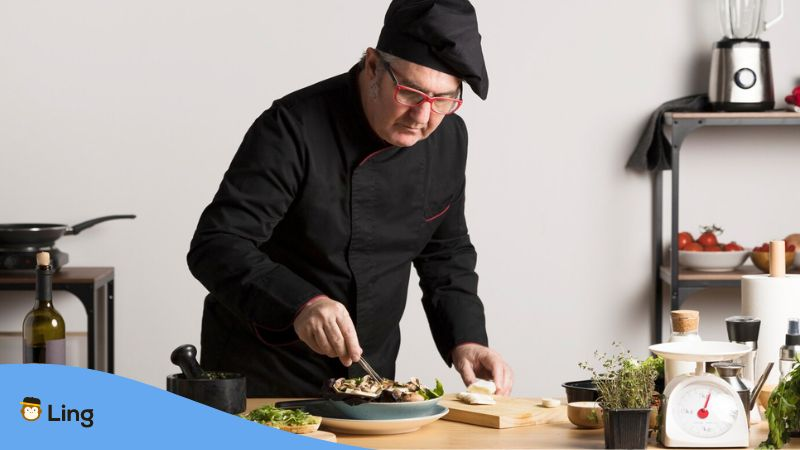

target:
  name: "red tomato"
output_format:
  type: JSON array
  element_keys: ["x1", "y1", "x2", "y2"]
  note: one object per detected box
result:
[
  {"x1": 723, "y1": 242, "x2": 744, "y2": 252},
  {"x1": 678, "y1": 232, "x2": 694, "y2": 250},
  {"x1": 704, "y1": 245, "x2": 722, "y2": 252},
  {"x1": 684, "y1": 242, "x2": 704, "y2": 252},
  {"x1": 697, "y1": 232, "x2": 718, "y2": 247}
]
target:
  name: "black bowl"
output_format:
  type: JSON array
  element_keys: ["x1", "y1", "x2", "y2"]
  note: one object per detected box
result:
[
  {"x1": 166, "y1": 373, "x2": 246, "y2": 414},
  {"x1": 562, "y1": 380, "x2": 600, "y2": 403}
]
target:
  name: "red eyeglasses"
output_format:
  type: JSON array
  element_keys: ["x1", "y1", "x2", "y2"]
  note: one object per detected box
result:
[{"x1": 382, "y1": 60, "x2": 463, "y2": 115}]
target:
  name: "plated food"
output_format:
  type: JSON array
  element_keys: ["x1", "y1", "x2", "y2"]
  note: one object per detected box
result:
[
  {"x1": 327, "y1": 375, "x2": 444, "y2": 403},
  {"x1": 241, "y1": 404, "x2": 321, "y2": 434}
]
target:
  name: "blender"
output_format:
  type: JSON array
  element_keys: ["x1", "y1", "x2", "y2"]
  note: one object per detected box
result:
[{"x1": 709, "y1": 0, "x2": 784, "y2": 111}]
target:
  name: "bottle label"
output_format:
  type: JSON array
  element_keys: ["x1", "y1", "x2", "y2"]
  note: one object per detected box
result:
[{"x1": 23, "y1": 339, "x2": 66, "y2": 364}]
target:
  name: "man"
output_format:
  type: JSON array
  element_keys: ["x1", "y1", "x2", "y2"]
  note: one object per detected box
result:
[{"x1": 187, "y1": 0, "x2": 513, "y2": 397}]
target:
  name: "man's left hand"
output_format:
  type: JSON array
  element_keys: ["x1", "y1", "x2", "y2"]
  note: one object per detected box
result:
[{"x1": 451, "y1": 343, "x2": 513, "y2": 395}]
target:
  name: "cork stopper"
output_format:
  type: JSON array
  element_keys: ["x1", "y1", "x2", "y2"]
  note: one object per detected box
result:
[
  {"x1": 770, "y1": 240, "x2": 786, "y2": 277},
  {"x1": 36, "y1": 251, "x2": 50, "y2": 267},
  {"x1": 671, "y1": 310, "x2": 700, "y2": 333}
]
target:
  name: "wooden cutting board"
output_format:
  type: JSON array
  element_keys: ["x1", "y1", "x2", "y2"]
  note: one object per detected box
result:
[
  {"x1": 439, "y1": 394, "x2": 568, "y2": 429},
  {"x1": 305, "y1": 430, "x2": 336, "y2": 442}
]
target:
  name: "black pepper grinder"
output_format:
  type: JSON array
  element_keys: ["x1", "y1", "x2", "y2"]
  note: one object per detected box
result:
[{"x1": 170, "y1": 344, "x2": 206, "y2": 379}]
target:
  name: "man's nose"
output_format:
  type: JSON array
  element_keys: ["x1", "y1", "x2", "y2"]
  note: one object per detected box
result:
[{"x1": 408, "y1": 100, "x2": 432, "y2": 123}]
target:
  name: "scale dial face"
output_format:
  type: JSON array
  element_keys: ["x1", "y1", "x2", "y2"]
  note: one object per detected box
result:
[{"x1": 672, "y1": 381, "x2": 740, "y2": 439}]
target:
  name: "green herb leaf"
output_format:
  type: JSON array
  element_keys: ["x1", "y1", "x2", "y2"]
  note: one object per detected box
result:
[
  {"x1": 242, "y1": 405, "x2": 319, "y2": 426},
  {"x1": 759, "y1": 359, "x2": 800, "y2": 448},
  {"x1": 419, "y1": 379, "x2": 445, "y2": 400}
]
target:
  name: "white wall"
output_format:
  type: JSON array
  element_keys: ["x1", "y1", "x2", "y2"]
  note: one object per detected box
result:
[{"x1": 2, "y1": 0, "x2": 800, "y2": 397}]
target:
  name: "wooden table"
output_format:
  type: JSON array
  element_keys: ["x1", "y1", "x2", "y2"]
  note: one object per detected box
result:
[
  {"x1": 0, "y1": 267, "x2": 114, "y2": 372},
  {"x1": 247, "y1": 399, "x2": 798, "y2": 449}
]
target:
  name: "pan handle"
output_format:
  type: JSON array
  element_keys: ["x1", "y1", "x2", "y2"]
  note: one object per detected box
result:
[
  {"x1": 274, "y1": 399, "x2": 327, "y2": 410},
  {"x1": 66, "y1": 215, "x2": 137, "y2": 236}
]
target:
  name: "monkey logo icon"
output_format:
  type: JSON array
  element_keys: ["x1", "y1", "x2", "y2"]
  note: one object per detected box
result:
[{"x1": 20, "y1": 397, "x2": 42, "y2": 421}]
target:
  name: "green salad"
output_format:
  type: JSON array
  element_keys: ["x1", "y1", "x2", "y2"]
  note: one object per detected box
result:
[{"x1": 242, "y1": 405, "x2": 320, "y2": 426}]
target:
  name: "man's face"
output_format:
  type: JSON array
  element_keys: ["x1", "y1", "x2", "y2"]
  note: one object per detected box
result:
[{"x1": 362, "y1": 49, "x2": 461, "y2": 148}]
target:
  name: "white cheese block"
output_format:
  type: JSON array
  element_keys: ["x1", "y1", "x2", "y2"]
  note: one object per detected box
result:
[
  {"x1": 540, "y1": 398, "x2": 561, "y2": 408},
  {"x1": 456, "y1": 391, "x2": 496, "y2": 405},
  {"x1": 467, "y1": 379, "x2": 497, "y2": 395}
]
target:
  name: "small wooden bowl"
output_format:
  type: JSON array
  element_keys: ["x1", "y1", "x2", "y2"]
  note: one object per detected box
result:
[
  {"x1": 751, "y1": 251, "x2": 795, "y2": 273},
  {"x1": 758, "y1": 383, "x2": 776, "y2": 409},
  {"x1": 567, "y1": 401, "x2": 603, "y2": 429}
]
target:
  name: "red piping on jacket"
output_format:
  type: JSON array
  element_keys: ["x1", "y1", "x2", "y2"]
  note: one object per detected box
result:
[
  {"x1": 358, "y1": 145, "x2": 393, "y2": 167},
  {"x1": 424, "y1": 203, "x2": 451, "y2": 222}
]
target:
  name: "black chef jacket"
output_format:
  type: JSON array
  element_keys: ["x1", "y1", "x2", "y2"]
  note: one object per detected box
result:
[{"x1": 187, "y1": 64, "x2": 488, "y2": 397}]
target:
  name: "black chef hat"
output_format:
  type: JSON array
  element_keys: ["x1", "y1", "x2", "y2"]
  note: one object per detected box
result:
[
  {"x1": 20, "y1": 397, "x2": 41, "y2": 406},
  {"x1": 376, "y1": 0, "x2": 489, "y2": 100}
]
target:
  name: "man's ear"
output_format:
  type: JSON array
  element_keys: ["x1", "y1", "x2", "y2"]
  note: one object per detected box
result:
[{"x1": 364, "y1": 48, "x2": 380, "y2": 80}]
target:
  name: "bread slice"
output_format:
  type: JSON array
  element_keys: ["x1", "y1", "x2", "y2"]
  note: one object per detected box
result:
[
  {"x1": 263, "y1": 415, "x2": 322, "y2": 434},
  {"x1": 275, "y1": 418, "x2": 322, "y2": 434}
]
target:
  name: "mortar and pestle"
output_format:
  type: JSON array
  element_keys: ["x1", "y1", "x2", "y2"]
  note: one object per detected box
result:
[{"x1": 166, "y1": 344, "x2": 246, "y2": 414}]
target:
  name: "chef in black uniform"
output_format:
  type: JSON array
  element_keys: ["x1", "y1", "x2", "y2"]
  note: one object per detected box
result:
[{"x1": 188, "y1": 0, "x2": 513, "y2": 397}]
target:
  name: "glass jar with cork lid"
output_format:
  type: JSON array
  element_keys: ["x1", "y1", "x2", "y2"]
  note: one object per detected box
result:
[{"x1": 664, "y1": 310, "x2": 702, "y2": 384}]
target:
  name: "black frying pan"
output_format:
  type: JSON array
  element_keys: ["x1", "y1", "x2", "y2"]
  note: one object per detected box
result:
[{"x1": 0, "y1": 215, "x2": 136, "y2": 248}]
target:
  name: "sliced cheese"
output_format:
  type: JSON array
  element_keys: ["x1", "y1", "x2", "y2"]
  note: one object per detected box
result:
[
  {"x1": 456, "y1": 391, "x2": 496, "y2": 405},
  {"x1": 540, "y1": 398, "x2": 561, "y2": 408},
  {"x1": 467, "y1": 379, "x2": 497, "y2": 395}
]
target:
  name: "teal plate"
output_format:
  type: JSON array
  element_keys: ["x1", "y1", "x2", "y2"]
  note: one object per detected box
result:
[
  {"x1": 275, "y1": 398, "x2": 442, "y2": 420},
  {"x1": 319, "y1": 405, "x2": 449, "y2": 435}
]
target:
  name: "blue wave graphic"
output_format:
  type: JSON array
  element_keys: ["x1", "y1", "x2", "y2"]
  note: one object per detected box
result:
[{"x1": 2, "y1": 364, "x2": 359, "y2": 449}]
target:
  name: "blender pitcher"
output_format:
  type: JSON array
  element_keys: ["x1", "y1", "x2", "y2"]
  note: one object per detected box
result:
[
  {"x1": 719, "y1": 0, "x2": 784, "y2": 39},
  {"x1": 709, "y1": 0, "x2": 784, "y2": 111}
]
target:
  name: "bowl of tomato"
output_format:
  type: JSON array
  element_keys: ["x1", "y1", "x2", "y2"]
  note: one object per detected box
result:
[
  {"x1": 678, "y1": 249, "x2": 750, "y2": 272},
  {"x1": 676, "y1": 226, "x2": 749, "y2": 272},
  {"x1": 750, "y1": 242, "x2": 796, "y2": 273}
]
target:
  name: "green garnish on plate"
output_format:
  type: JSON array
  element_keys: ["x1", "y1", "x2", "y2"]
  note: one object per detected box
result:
[{"x1": 242, "y1": 404, "x2": 320, "y2": 426}]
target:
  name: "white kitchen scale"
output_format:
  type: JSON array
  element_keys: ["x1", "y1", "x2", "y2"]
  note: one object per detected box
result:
[{"x1": 650, "y1": 341, "x2": 752, "y2": 448}]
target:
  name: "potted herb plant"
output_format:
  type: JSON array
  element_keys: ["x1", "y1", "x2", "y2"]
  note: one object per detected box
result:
[
  {"x1": 760, "y1": 358, "x2": 800, "y2": 449},
  {"x1": 580, "y1": 342, "x2": 658, "y2": 449}
]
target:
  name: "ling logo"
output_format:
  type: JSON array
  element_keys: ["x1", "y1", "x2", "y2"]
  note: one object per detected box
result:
[
  {"x1": 19, "y1": 396, "x2": 94, "y2": 428},
  {"x1": 20, "y1": 397, "x2": 42, "y2": 421}
]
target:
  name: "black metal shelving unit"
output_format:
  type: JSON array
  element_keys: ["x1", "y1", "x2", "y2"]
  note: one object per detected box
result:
[{"x1": 653, "y1": 111, "x2": 800, "y2": 343}]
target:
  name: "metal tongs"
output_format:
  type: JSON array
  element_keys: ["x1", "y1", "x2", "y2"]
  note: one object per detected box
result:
[{"x1": 357, "y1": 356, "x2": 386, "y2": 382}]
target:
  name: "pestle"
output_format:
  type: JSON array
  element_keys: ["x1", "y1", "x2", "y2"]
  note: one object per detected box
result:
[{"x1": 170, "y1": 344, "x2": 206, "y2": 379}]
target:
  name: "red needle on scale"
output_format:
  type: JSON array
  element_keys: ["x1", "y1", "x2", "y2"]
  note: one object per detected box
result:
[{"x1": 697, "y1": 392, "x2": 711, "y2": 419}]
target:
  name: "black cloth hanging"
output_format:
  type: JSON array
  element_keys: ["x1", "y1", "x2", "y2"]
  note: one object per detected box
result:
[{"x1": 626, "y1": 94, "x2": 711, "y2": 171}]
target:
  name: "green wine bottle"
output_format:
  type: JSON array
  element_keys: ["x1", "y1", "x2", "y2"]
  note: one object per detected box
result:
[{"x1": 22, "y1": 252, "x2": 66, "y2": 364}]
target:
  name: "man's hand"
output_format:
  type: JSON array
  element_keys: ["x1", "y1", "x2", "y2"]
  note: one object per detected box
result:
[
  {"x1": 293, "y1": 297, "x2": 362, "y2": 366},
  {"x1": 451, "y1": 343, "x2": 513, "y2": 395}
]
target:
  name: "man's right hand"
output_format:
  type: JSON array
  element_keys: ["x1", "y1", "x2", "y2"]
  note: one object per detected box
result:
[{"x1": 293, "y1": 296, "x2": 362, "y2": 367}]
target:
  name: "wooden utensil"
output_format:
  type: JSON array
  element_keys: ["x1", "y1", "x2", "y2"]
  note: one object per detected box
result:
[{"x1": 438, "y1": 394, "x2": 568, "y2": 429}]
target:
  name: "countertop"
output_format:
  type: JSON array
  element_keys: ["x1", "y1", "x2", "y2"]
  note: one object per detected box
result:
[{"x1": 247, "y1": 398, "x2": 796, "y2": 449}]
